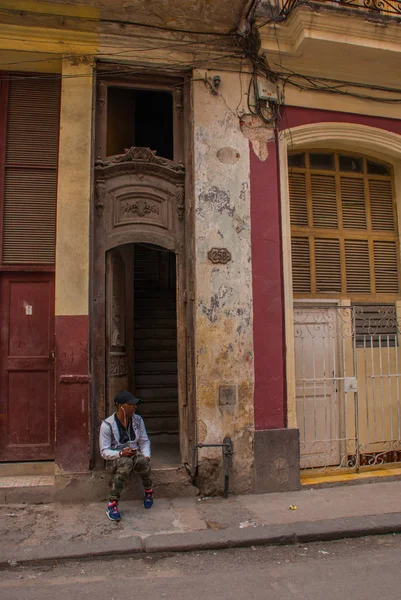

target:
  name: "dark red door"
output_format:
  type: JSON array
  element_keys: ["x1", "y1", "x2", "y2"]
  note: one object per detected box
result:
[{"x1": 0, "y1": 272, "x2": 55, "y2": 461}]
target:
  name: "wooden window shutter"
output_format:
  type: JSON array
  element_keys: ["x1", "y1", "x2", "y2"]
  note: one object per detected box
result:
[
  {"x1": 341, "y1": 177, "x2": 366, "y2": 230},
  {"x1": 311, "y1": 174, "x2": 337, "y2": 229},
  {"x1": 369, "y1": 180, "x2": 395, "y2": 231},
  {"x1": 374, "y1": 240, "x2": 399, "y2": 294},
  {"x1": 291, "y1": 237, "x2": 311, "y2": 293},
  {"x1": 289, "y1": 171, "x2": 308, "y2": 227},
  {"x1": 345, "y1": 239, "x2": 371, "y2": 294},
  {"x1": 315, "y1": 238, "x2": 341, "y2": 293},
  {"x1": 2, "y1": 77, "x2": 60, "y2": 264}
]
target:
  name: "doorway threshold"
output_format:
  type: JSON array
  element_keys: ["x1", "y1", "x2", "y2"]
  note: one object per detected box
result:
[
  {"x1": 150, "y1": 434, "x2": 181, "y2": 469},
  {"x1": 0, "y1": 461, "x2": 55, "y2": 477}
]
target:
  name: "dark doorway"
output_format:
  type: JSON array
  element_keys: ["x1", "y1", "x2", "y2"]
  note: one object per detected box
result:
[
  {"x1": 133, "y1": 244, "x2": 179, "y2": 459},
  {"x1": 105, "y1": 243, "x2": 180, "y2": 466},
  {"x1": 106, "y1": 87, "x2": 174, "y2": 159}
]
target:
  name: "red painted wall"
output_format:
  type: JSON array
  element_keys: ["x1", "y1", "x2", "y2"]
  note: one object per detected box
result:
[
  {"x1": 250, "y1": 142, "x2": 286, "y2": 430},
  {"x1": 55, "y1": 315, "x2": 90, "y2": 472},
  {"x1": 281, "y1": 106, "x2": 401, "y2": 135},
  {"x1": 251, "y1": 106, "x2": 401, "y2": 431}
]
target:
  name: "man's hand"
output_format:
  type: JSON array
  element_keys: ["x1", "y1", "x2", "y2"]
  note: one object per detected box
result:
[
  {"x1": 119, "y1": 447, "x2": 136, "y2": 458},
  {"x1": 145, "y1": 456, "x2": 150, "y2": 462}
]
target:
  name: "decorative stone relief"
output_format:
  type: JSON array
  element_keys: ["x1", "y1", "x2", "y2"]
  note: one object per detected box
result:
[
  {"x1": 207, "y1": 248, "x2": 232, "y2": 264},
  {"x1": 122, "y1": 199, "x2": 160, "y2": 218},
  {"x1": 95, "y1": 181, "x2": 106, "y2": 215},
  {"x1": 176, "y1": 185, "x2": 185, "y2": 221},
  {"x1": 109, "y1": 354, "x2": 127, "y2": 377}
]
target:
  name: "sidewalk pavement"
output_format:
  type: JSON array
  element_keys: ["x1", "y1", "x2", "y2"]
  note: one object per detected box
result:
[{"x1": 1, "y1": 479, "x2": 401, "y2": 567}]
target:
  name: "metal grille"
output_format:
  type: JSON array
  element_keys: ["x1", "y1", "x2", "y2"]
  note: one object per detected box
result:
[{"x1": 295, "y1": 304, "x2": 401, "y2": 471}]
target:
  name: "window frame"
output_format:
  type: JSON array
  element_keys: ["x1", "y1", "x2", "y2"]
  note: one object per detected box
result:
[{"x1": 289, "y1": 149, "x2": 401, "y2": 301}]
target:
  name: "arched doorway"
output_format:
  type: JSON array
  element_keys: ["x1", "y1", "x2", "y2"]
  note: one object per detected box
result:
[
  {"x1": 91, "y1": 147, "x2": 195, "y2": 468},
  {"x1": 105, "y1": 242, "x2": 180, "y2": 465},
  {"x1": 279, "y1": 123, "x2": 401, "y2": 472}
]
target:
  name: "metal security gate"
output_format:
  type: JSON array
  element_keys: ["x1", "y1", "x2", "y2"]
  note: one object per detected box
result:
[{"x1": 294, "y1": 304, "x2": 401, "y2": 471}]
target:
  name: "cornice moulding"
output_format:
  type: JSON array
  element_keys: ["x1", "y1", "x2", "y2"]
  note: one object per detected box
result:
[
  {"x1": 282, "y1": 122, "x2": 401, "y2": 159},
  {"x1": 258, "y1": 8, "x2": 401, "y2": 54},
  {"x1": 0, "y1": 23, "x2": 98, "y2": 54}
]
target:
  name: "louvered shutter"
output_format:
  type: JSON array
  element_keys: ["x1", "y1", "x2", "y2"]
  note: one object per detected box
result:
[
  {"x1": 341, "y1": 178, "x2": 366, "y2": 229},
  {"x1": 289, "y1": 172, "x2": 308, "y2": 227},
  {"x1": 2, "y1": 77, "x2": 60, "y2": 264},
  {"x1": 289, "y1": 152, "x2": 399, "y2": 299},
  {"x1": 315, "y1": 238, "x2": 341, "y2": 293},
  {"x1": 311, "y1": 174, "x2": 337, "y2": 228},
  {"x1": 369, "y1": 180, "x2": 395, "y2": 231},
  {"x1": 345, "y1": 239, "x2": 371, "y2": 294},
  {"x1": 374, "y1": 240, "x2": 399, "y2": 294},
  {"x1": 291, "y1": 237, "x2": 311, "y2": 293}
]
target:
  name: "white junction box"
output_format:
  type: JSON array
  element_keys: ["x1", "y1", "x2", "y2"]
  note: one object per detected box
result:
[
  {"x1": 344, "y1": 377, "x2": 358, "y2": 393},
  {"x1": 256, "y1": 77, "x2": 278, "y2": 102}
]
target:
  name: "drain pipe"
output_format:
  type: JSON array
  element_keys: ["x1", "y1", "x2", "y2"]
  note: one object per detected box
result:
[{"x1": 190, "y1": 437, "x2": 233, "y2": 498}]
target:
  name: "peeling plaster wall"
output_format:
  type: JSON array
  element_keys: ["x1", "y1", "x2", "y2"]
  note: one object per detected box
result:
[{"x1": 193, "y1": 70, "x2": 255, "y2": 494}]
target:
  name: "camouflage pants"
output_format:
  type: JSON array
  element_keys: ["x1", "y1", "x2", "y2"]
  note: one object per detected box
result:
[{"x1": 107, "y1": 453, "x2": 152, "y2": 501}]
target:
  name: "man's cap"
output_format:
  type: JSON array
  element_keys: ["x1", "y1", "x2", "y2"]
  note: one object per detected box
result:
[{"x1": 114, "y1": 391, "x2": 141, "y2": 406}]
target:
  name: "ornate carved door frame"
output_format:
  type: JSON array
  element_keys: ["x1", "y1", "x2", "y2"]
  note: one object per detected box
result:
[{"x1": 90, "y1": 72, "x2": 196, "y2": 468}]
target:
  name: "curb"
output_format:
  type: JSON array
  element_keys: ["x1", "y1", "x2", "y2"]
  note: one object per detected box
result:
[{"x1": 2, "y1": 513, "x2": 401, "y2": 568}]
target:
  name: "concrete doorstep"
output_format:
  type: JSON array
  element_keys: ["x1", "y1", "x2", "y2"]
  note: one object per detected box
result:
[{"x1": 2, "y1": 480, "x2": 401, "y2": 568}]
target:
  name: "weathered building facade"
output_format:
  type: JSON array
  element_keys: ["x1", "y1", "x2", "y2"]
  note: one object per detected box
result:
[
  {"x1": 0, "y1": 0, "x2": 284, "y2": 496},
  {"x1": 255, "y1": 0, "x2": 401, "y2": 476},
  {"x1": 1, "y1": 0, "x2": 401, "y2": 497}
]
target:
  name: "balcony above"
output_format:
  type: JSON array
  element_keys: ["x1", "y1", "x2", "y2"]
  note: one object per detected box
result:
[
  {"x1": 256, "y1": 0, "x2": 401, "y2": 111},
  {"x1": 277, "y1": 0, "x2": 401, "y2": 19}
]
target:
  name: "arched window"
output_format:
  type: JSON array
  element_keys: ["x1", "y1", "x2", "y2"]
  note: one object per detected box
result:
[{"x1": 289, "y1": 151, "x2": 400, "y2": 300}]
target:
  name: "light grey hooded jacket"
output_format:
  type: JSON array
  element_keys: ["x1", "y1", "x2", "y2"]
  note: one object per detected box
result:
[{"x1": 99, "y1": 413, "x2": 151, "y2": 461}]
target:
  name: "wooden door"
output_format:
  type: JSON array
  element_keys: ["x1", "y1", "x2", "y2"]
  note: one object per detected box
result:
[
  {"x1": 105, "y1": 248, "x2": 131, "y2": 416},
  {"x1": 295, "y1": 306, "x2": 341, "y2": 468},
  {"x1": 0, "y1": 272, "x2": 55, "y2": 461}
]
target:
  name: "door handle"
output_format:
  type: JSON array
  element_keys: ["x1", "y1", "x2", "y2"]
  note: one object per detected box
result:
[{"x1": 50, "y1": 350, "x2": 56, "y2": 362}]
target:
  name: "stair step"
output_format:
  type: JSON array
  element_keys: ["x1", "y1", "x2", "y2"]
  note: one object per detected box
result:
[
  {"x1": 136, "y1": 386, "x2": 178, "y2": 399},
  {"x1": 136, "y1": 350, "x2": 178, "y2": 361},
  {"x1": 135, "y1": 299, "x2": 176, "y2": 310},
  {"x1": 139, "y1": 398, "x2": 178, "y2": 411},
  {"x1": 136, "y1": 361, "x2": 177, "y2": 373},
  {"x1": 135, "y1": 319, "x2": 177, "y2": 329},
  {"x1": 135, "y1": 311, "x2": 176, "y2": 321},
  {"x1": 146, "y1": 416, "x2": 179, "y2": 432},
  {"x1": 135, "y1": 338, "x2": 177, "y2": 350},
  {"x1": 134, "y1": 329, "x2": 177, "y2": 340},
  {"x1": 136, "y1": 372, "x2": 177, "y2": 385}
]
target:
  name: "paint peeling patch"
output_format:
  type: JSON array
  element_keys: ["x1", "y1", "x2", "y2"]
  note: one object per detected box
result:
[
  {"x1": 233, "y1": 214, "x2": 249, "y2": 234},
  {"x1": 216, "y1": 147, "x2": 241, "y2": 164},
  {"x1": 198, "y1": 420, "x2": 208, "y2": 443},
  {"x1": 204, "y1": 186, "x2": 235, "y2": 217},
  {"x1": 239, "y1": 114, "x2": 274, "y2": 162},
  {"x1": 199, "y1": 285, "x2": 234, "y2": 323},
  {"x1": 239, "y1": 182, "x2": 249, "y2": 203}
]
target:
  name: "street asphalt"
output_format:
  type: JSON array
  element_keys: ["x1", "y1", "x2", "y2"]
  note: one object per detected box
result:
[{"x1": 1, "y1": 535, "x2": 401, "y2": 599}]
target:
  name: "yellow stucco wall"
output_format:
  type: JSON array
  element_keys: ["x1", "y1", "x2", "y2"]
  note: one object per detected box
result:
[{"x1": 55, "y1": 58, "x2": 94, "y2": 316}]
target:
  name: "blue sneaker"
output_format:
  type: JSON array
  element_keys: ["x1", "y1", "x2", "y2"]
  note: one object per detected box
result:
[
  {"x1": 144, "y1": 489, "x2": 153, "y2": 509},
  {"x1": 106, "y1": 501, "x2": 121, "y2": 521}
]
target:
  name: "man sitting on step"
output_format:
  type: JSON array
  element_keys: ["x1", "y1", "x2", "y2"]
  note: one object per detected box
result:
[{"x1": 99, "y1": 390, "x2": 153, "y2": 521}]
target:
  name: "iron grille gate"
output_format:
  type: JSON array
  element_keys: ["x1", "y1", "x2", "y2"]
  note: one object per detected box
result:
[{"x1": 294, "y1": 304, "x2": 401, "y2": 471}]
